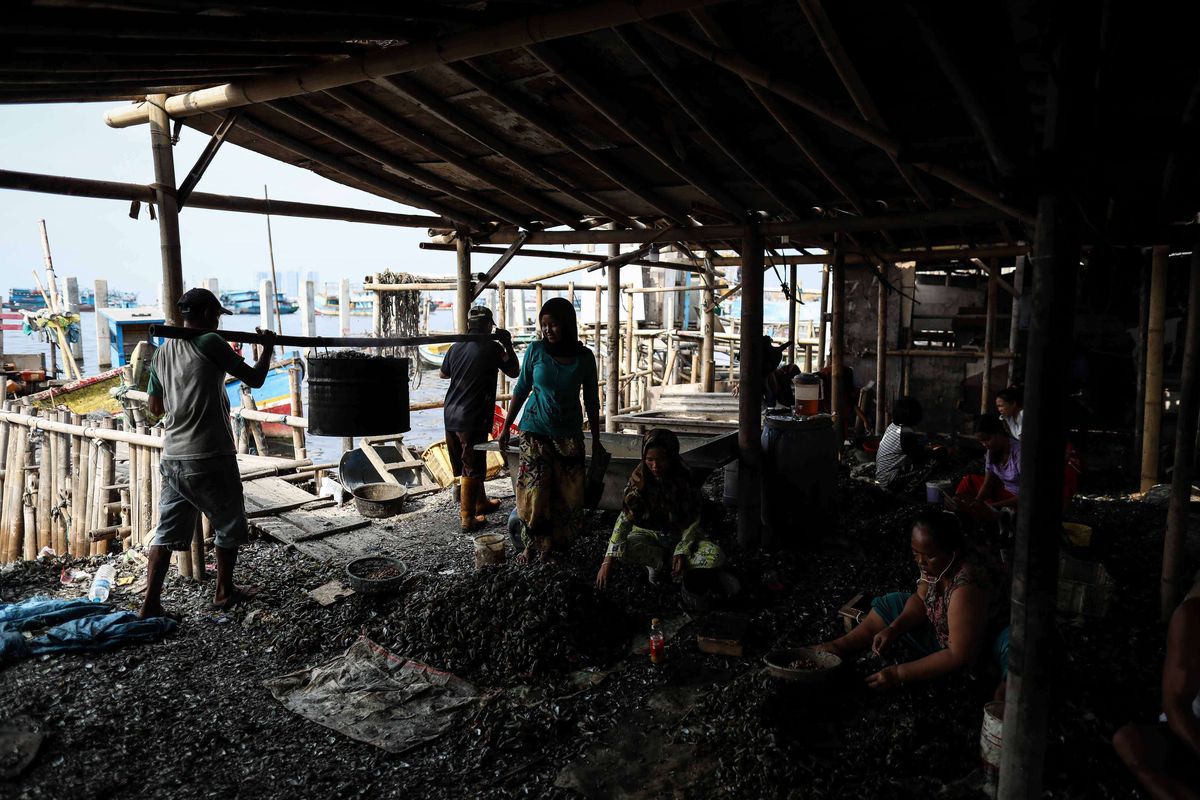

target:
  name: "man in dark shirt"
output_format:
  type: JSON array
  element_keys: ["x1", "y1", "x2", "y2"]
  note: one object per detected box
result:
[{"x1": 440, "y1": 306, "x2": 518, "y2": 532}]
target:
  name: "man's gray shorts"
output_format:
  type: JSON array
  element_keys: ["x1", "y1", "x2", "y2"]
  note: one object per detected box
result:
[{"x1": 151, "y1": 455, "x2": 249, "y2": 551}]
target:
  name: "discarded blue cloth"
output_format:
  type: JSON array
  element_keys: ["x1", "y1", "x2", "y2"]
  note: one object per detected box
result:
[
  {"x1": 0, "y1": 596, "x2": 113, "y2": 633},
  {"x1": 0, "y1": 597, "x2": 177, "y2": 664}
]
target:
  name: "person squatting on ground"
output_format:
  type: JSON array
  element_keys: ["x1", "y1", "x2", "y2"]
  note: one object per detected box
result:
[
  {"x1": 875, "y1": 396, "x2": 939, "y2": 491},
  {"x1": 139, "y1": 288, "x2": 275, "y2": 619},
  {"x1": 1113, "y1": 577, "x2": 1200, "y2": 799},
  {"x1": 439, "y1": 306, "x2": 518, "y2": 533},
  {"x1": 498, "y1": 297, "x2": 604, "y2": 564},
  {"x1": 813, "y1": 509, "x2": 1010, "y2": 694},
  {"x1": 594, "y1": 429, "x2": 724, "y2": 589}
]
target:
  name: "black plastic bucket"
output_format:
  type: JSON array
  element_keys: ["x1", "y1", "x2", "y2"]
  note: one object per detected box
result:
[{"x1": 307, "y1": 355, "x2": 410, "y2": 437}]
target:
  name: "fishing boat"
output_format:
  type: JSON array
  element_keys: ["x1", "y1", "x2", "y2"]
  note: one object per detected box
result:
[
  {"x1": 315, "y1": 291, "x2": 373, "y2": 316},
  {"x1": 5, "y1": 288, "x2": 48, "y2": 311},
  {"x1": 102, "y1": 307, "x2": 165, "y2": 367},
  {"x1": 224, "y1": 355, "x2": 303, "y2": 439},
  {"x1": 79, "y1": 288, "x2": 139, "y2": 311},
  {"x1": 417, "y1": 341, "x2": 453, "y2": 369},
  {"x1": 219, "y1": 290, "x2": 298, "y2": 315},
  {"x1": 27, "y1": 367, "x2": 125, "y2": 414}
]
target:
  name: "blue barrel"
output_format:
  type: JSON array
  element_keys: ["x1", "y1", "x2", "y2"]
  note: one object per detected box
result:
[{"x1": 760, "y1": 413, "x2": 838, "y2": 549}]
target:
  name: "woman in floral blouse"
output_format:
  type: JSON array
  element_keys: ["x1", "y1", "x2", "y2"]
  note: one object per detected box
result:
[{"x1": 814, "y1": 509, "x2": 1010, "y2": 693}]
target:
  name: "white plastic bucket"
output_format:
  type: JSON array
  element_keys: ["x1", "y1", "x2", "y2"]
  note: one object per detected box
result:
[{"x1": 980, "y1": 701, "x2": 1005, "y2": 795}]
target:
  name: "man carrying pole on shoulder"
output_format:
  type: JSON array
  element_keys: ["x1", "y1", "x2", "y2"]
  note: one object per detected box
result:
[{"x1": 139, "y1": 287, "x2": 275, "y2": 619}]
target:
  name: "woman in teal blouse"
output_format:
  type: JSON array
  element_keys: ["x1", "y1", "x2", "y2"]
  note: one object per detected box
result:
[{"x1": 498, "y1": 297, "x2": 604, "y2": 563}]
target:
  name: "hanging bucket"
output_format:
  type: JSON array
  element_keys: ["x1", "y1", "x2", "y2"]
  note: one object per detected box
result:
[{"x1": 307, "y1": 355, "x2": 409, "y2": 437}]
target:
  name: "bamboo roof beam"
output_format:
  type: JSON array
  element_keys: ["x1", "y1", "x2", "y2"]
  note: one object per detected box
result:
[
  {"x1": 417, "y1": 241, "x2": 689, "y2": 272},
  {"x1": 706, "y1": 244, "x2": 1029, "y2": 265},
  {"x1": 0, "y1": 168, "x2": 453, "y2": 229},
  {"x1": 447, "y1": 61, "x2": 685, "y2": 224},
  {"x1": 102, "y1": 0, "x2": 723, "y2": 128},
  {"x1": 374, "y1": 75, "x2": 639, "y2": 228},
  {"x1": 641, "y1": 20, "x2": 1036, "y2": 226},
  {"x1": 794, "y1": 0, "x2": 937, "y2": 208},
  {"x1": 232, "y1": 113, "x2": 481, "y2": 226},
  {"x1": 477, "y1": 206, "x2": 1006, "y2": 245},
  {"x1": 325, "y1": 86, "x2": 582, "y2": 229},
  {"x1": 527, "y1": 42, "x2": 746, "y2": 220},
  {"x1": 615, "y1": 26, "x2": 820, "y2": 215}
]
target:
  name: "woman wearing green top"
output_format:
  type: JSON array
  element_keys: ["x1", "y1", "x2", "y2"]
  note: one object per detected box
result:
[{"x1": 498, "y1": 297, "x2": 604, "y2": 563}]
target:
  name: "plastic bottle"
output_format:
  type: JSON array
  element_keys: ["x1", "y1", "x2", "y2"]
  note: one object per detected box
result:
[
  {"x1": 89, "y1": 563, "x2": 116, "y2": 603},
  {"x1": 649, "y1": 618, "x2": 664, "y2": 665}
]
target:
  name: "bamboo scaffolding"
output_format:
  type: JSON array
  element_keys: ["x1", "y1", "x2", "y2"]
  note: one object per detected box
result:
[{"x1": 288, "y1": 366, "x2": 306, "y2": 458}]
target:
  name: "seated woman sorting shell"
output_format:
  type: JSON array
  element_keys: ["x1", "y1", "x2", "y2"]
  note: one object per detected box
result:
[
  {"x1": 953, "y1": 412, "x2": 1021, "y2": 510},
  {"x1": 594, "y1": 429, "x2": 724, "y2": 589},
  {"x1": 813, "y1": 509, "x2": 1010, "y2": 693}
]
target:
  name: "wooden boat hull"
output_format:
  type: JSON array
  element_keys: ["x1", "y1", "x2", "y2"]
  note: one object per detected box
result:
[{"x1": 27, "y1": 368, "x2": 125, "y2": 414}]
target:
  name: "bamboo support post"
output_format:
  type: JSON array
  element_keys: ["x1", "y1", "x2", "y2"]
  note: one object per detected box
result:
[
  {"x1": 787, "y1": 263, "x2": 798, "y2": 365},
  {"x1": 536, "y1": 284, "x2": 544, "y2": 321},
  {"x1": 97, "y1": 419, "x2": 115, "y2": 551},
  {"x1": 148, "y1": 94, "x2": 184, "y2": 327},
  {"x1": 817, "y1": 264, "x2": 830, "y2": 369},
  {"x1": 1162, "y1": 249, "x2": 1200, "y2": 617},
  {"x1": 876, "y1": 272, "x2": 888, "y2": 431},
  {"x1": 138, "y1": 426, "x2": 153, "y2": 546},
  {"x1": 593, "y1": 285, "x2": 603, "y2": 391},
  {"x1": 981, "y1": 263, "x2": 998, "y2": 413},
  {"x1": 119, "y1": 488, "x2": 131, "y2": 548},
  {"x1": 54, "y1": 410, "x2": 69, "y2": 554},
  {"x1": 194, "y1": 516, "x2": 209, "y2": 582},
  {"x1": 737, "y1": 224, "x2": 764, "y2": 550},
  {"x1": 606, "y1": 243, "x2": 621, "y2": 432},
  {"x1": 20, "y1": 431, "x2": 35, "y2": 561},
  {"x1": 89, "y1": 438, "x2": 104, "y2": 555},
  {"x1": 1140, "y1": 245, "x2": 1168, "y2": 492},
  {"x1": 831, "y1": 239, "x2": 846, "y2": 440},
  {"x1": 240, "y1": 385, "x2": 267, "y2": 455},
  {"x1": 150, "y1": 428, "x2": 162, "y2": 531},
  {"x1": 35, "y1": 414, "x2": 52, "y2": 554},
  {"x1": 23, "y1": 504, "x2": 36, "y2": 562},
  {"x1": 624, "y1": 292, "x2": 635, "y2": 407},
  {"x1": 288, "y1": 366, "x2": 306, "y2": 459},
  {"x1": 128, "y1": 442, "x2": 141, "y2": 546},
  {"x1": 498, "y1": 281, "x2": 509, "y2": 409},
  {"x1": 701, "y1": 263, "x2": 716, "y2": 391},
  {"x1": 74, "y1": 433, "x2": 93, "y2": 558},
  {"x1": 1, "y1": 419, "x2": 19, "y2": 562},
  {"x1": 456, "y1": 234, "x2": 471, "y2": 334}
]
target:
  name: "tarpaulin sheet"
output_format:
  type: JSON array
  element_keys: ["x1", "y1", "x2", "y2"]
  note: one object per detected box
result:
[{"x1": 263, "y1": 636, "x2": 479, "y2": 754}]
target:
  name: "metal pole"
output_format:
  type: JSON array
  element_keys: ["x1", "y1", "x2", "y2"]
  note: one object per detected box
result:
[
  {"x1": 981, "y1": 262, "x2": 998, "y2": 413},
  {"x1": 1162, "y1": 249, "x2": 1200, "y2": 617},
  {"x1": 94, "y1": 279, "x2": 110, "y2": 368},
  {"x1": 998, "y1": 191, "x2": 1079, "y2": 800},
  {"x1": 1140, "y1": 245, "x2": 1168, "y2": 492},
  {"x1": 875, "y1": 270, "x2": 888, "y2": 431},
  {"x1": 606, "y1": 244, "x2": 621, "y2": 432},
  {"x1": 147, "y1": 94, "x2": 184, "y2": 327},
  {"x1": 456, "y1": 234, "x2": 471, "y2": 334},
  {"x1": 737, "y1": 222, "x2": 764, "y2": 550}
]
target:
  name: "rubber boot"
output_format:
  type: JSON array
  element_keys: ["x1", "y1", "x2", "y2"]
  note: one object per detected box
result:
[
  {"x1": 460, "y1": 477, "x2": 487, "y2": 533},
  {"x1": 475, "y1": 480, "x2": 501, "y2": 515}
]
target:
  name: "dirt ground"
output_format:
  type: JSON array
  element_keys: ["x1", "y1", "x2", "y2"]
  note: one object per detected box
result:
[{"x1": 0, "y1": 455, "x2": 1191, "y2": 799}]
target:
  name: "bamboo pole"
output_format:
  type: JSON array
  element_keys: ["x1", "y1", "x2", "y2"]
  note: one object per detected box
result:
[
  {"x1": 240, "y1": 385, "x2": 267, "y2": 455},
  {"x1": 1162, "y1": 249, "x2": 1200, "y2": 617},
  {"x1": 194, "y1": 516, "x2": 209, "y2": 582},
  {"x1": 831, "y1": 239, "x2": 846, "y2": 440},
  {"x1": 876, "y1": 273, "x2": 888, "y2": 432},
  {"x1": 128, "y1": 441, "x2": 141, "y2": 546},
  {"x1": 1, "y1": 425, "x2": 19, "y2": 562},
  {"x1": 74, "y1": 435, "x2": 93, "y2": 558},
  {"x1": 1141, "y1": 246, "x2": 1168, "y2": 492},
  {"x1": 148, "y1": 94, "x2": 184, "y2": 327},
  {"x1": 737, "y1": 223, "x2": 764, "y2": 550},
  {"x1": 701, "y1": 262, "x2": 716, "y2": 391},
  {"x1": 35, "y1": 412, "x2": 51, "y2": 554},
  {"x1": 97, "y1": 419, "x2": 115, "y2": 551},
  {"x1": 65, "y1": 277, "x2": 84, "y2": 361},
  {"x1": 456, "y1": 234, "x2": 471, "y2": 334},
  {"x1": 23, "y1": 505, "x2": 35, "y2": 562},
  {"x1": 94, "y1": 278, "x2": 111, "y2": 368},
  {"x1": 88, "y1": 438, "x2": 103, "y2": 556},
  {"x1": 1133, "y1": 259, "x2": 1150, "y2": 473},
  {"x1": 787, "y1": 263, "x2": 799, "y2": 366},
  {"x1": 497, "y1": 281, "x2": 510, "y2": 410},
  {"x1": 624, "y1": 291, "x2": 635, "y2": 407},
  {"x1": 981, "y1": 264, "x2": 999, "y2": 413},
  {"x1": 593, "y1": 285, "x2": 603, "y2": 374},
  {"x1": 138, "y1": 426, "x2": 152, "y2": 547},
  {"x1": 54, "y1": 410, "x2": 69, "y2": 554},
  {"x1": 0, "y1": 411, "x2": 162, "y2": 448},
  {"x1": 20, "y1": 428, "x2": 34, "y2": 560},
  {"x1": 817, "y1": 264, "x2": 830, "y2": 369},
  {"x1": 150, "y1": 428, "x2": 162, "y2": 531},
  {"x1": 536, "y1": 284, "x2": 544, "y2": 320},
  {"x1": 606, "y1": 243, "x2": 621, "y2": 432},
  {"x1": 288, "y1": 366, "x2": 306, "y2": 459},
  {"x1": 567, "y1": 281, "x2": 575, "y2": 306},
  {"x1": 339, "y1": 278, "x2": 351, "y2": 337},
  {"x1": 119, "y1": 487, "x2": 131, "y2": 549}
]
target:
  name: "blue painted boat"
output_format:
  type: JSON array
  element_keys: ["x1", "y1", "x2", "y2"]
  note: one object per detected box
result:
[
  {"x1": 219, "y1": 290, "x2": 298, "y2": 315},
  {"x1": 224, "y1": 355, "x2": 303, "y2": 439},
  {"x1": 102, "y1": 307, "x2": 165, "y2": 367}
]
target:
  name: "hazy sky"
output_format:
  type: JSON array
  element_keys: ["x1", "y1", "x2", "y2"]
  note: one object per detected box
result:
[{"x1": 1, "y1": 102, "x2": 815, "y2": 308}]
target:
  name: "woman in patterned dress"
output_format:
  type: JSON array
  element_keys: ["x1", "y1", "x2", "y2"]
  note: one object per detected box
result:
[
  {"x1": 498, "y1": 297, "x2": 604, "y2": 564},
  {"x1": 594, "y1": 428, "x2": 724, "y2": 589},
  {"x1": 813, "y1": 509, "x2": 1010, "y2": 693}
]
